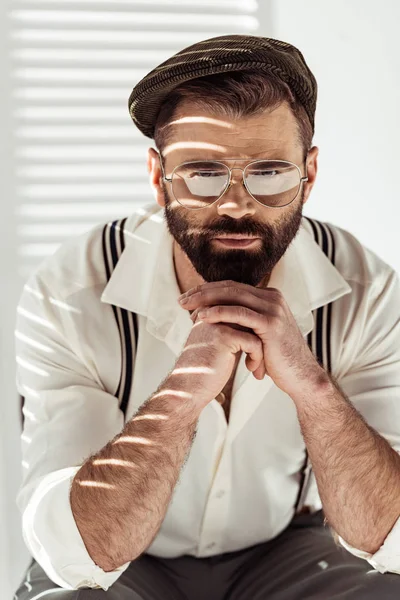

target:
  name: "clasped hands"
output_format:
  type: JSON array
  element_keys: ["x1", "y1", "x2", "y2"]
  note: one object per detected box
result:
[{"x1": 178, "y1": 280, "x2": 328, "y2": 398}]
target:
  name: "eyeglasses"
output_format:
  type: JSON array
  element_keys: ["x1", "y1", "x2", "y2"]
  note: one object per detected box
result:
[{"x1": 159, "y1": 153, "x2": 308, "y2": 210}]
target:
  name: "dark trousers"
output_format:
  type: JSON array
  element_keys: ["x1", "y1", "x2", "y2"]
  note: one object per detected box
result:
[{"x1": 13, "y1": 511, "x2": 400, "y2": 600}]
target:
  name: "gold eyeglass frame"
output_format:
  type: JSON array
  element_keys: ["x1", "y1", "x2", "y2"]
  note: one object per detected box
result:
[{"x1": 158, "y1": 151, "x2": 309, "y2": 210}]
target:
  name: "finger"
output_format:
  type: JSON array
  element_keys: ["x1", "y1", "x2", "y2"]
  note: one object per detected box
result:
[
  {"x1": 180, "y1": 280, "x2": 249, "y2": 299},
  {"x1": 252, "y1": 362, "x2": 266, "y2": 379},
  {"x1": 180, "y1": 287, "x2": 282, "y2": 316},
  {"x1": 245, "y1": 353, "x2": 265, "y2": 379},
  {"x1": 245, "y1": 352, "x2": 266, "y2": 379},
  {"x1": 191, "y1": 308, "x2": 209, "y2": 323},
  {"x1": 181, "y1": 289, "x2": 263, "y2": 314},
  {"x1": 180, "y1": 280, "x2": 277, "y2": 302},
  {"x1": 197, "y1": 305, "x2": 267, "y2": 337},
  {"x1": 223, "y1": 326, "x2": 264, "y2": 370}
]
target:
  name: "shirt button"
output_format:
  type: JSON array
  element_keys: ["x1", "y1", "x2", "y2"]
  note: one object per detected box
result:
[{"x1": 215, "y1": 490, "x2": 225, "y2": 498}]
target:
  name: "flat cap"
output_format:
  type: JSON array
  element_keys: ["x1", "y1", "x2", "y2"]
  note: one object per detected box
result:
[{"x1": 128, "y1": 34, "x2": 317, "y2": 138}]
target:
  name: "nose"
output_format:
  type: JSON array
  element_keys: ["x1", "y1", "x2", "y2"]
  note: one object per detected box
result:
[{"x1": 216, "y1": 166, "x2": 256, "y2": 218}]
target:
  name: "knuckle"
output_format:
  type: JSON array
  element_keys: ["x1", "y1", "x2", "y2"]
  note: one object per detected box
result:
[
  {"x1": 237, "y1": 305, "x2": 249, "y2": 318},
  {"x1": 229, "y1": 286, "x2": 242, "y2": 296},
  {"x1": 271, "y1": 289, "x2": 285, "y2": 306},
  {"x1": 267, "y1": 309, "x2": 281, "y2": 323},
  {"x1": 272, "y1": 303, "x2": 285, "y2": 318},
  {"x1": 268, "y1": 287, "x2": 282, "y2": 296},
  {"x1": 192, "y1": 285, "x2": 203, "y2": 296}
]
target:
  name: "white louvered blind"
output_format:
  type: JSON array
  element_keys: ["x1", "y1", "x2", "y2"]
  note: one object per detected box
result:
[{"x1": 9, "y1": 0, "x2": 261, "y2": 279}]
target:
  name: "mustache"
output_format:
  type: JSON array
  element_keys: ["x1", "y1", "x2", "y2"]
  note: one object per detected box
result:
[{"x1": 200, "y1": 222, "x2": 269, "y2": 238}]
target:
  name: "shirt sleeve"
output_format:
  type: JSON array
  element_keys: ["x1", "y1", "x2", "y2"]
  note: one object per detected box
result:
[
  {"x1": 15, "y1": 271, "x2": 132, "y2": 590},
  {"x1": 331, "y1": 267, "x2": 400, "y2": 574}
]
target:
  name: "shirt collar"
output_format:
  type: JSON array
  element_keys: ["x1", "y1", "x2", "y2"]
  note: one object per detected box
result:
[{"x1": 101, "y1": 206, "x2": 352, "y2": 355}]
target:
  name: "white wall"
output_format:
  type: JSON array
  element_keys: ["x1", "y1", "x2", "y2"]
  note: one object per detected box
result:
[
  {"x1": 1, "y1": 1, "x2": 28, "y2": 597},
  {"x1": 273, "y1": 0, "x2": 400, "y2": 274}
]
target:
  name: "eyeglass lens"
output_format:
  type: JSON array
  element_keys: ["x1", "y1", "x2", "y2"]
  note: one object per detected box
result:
[{"x1": 171, "y1": 161, "x2": 302, "y2": 208}]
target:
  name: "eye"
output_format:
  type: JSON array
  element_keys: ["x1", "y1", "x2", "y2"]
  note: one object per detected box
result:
[
  {"x1": 188, "y1": 171, "x2": 225, "y2": 178},
  {"x1": 257, "y1": 170, "x2": 278, "y2": 177}
]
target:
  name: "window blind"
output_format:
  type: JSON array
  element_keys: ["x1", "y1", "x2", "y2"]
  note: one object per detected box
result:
[{"x1": 9, "y1": 0, "x2": 260, "y2": 279}]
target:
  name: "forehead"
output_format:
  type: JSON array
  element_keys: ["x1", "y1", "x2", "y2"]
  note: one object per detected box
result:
[{"x1": 162, "y1": 101, "x2": 300, "y2": 162}]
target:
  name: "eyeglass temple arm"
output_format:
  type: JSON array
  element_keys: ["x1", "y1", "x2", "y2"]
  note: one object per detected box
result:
[{"x1": 157, "y1": 150, "x2": 172, "y2": 182}]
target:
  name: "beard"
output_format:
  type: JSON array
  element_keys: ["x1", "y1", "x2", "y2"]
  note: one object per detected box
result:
[{"x1": 163, "y1": 182, "x2": 304, "y2": 287}]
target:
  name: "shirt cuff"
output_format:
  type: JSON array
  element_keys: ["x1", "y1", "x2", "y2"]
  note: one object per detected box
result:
[
  {"x1": 338, "y1": 515, "x2": 400, "y2": 575},
  {"x1": 21, "y1": 466, "x2": 131, "y2": 590}
]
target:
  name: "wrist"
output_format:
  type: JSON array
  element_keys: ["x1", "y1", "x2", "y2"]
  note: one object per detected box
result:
[{"x1": 290, "y1": 365, "x2": 333, "y2": 406}]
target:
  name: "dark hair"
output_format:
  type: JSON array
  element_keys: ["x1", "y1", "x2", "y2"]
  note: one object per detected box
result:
[{"x1": 153, "y1": 70, "x2": 313, "y2": 161}]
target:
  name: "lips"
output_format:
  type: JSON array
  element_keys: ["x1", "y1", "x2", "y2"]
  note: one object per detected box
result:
[
  {"x1": 214, "y1": 236, "x2": 258, "y2": 240},
  {"x1": 213, "y1": 237, "x2": 260, "y2": 247}
]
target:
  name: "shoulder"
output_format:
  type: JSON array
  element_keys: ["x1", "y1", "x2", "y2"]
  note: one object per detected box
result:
[
  {"x1": 22, "y1": 202, "x2": 159, "y2": 302},
  {"x1": 302, "y1": 217, "x2": 400, "y2": 375},
  {"x1": 302, "y1": 216, "x2": 397, "y2": 291}
]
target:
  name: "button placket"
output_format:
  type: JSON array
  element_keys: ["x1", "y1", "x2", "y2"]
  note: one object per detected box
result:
[{"x1": 199, "y1": 455, "x2": 231, "y2": 555}]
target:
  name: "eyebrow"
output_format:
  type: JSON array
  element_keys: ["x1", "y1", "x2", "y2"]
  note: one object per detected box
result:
[
  {"x1": 180, "y1": 153, "x2": 286, "y2": 162},
  {"x1": 179, "y1": 161, "x2": 226, "y2": 168}
]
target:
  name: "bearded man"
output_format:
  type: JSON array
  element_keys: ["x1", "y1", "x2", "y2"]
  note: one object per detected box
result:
[{"x1": 14, "y1": 35, "x2": 400, "y2": 600}]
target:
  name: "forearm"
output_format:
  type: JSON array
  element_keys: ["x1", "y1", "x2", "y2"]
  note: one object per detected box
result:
[
  {"x1": 70, "y1": 381, "x2": 201, "y2": 572},
  {"x1": 293, "y1": 372, "x2": 400, "y2": 553}
]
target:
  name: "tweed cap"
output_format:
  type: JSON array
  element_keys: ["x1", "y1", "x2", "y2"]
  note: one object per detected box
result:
[{"x1": 128, "y1": 34, "x2": 317, "y2": 139}]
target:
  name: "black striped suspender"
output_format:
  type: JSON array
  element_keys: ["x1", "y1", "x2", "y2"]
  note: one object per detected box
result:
[
  {"x1": 102, "y1": 216, "x2": 337, "y2": 514},
  {"x1": 102, "y1": 218, "x2": 138, "y2": 419},
  {"x1": 295, "y1": 216, "x2": 336, "y2": 513}
]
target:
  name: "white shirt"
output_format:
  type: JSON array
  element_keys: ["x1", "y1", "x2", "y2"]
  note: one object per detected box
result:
[{"x1": 15, "y1": 202, "x2": 400, "y2": 591}]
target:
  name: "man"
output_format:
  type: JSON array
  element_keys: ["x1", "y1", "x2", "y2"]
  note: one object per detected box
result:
[{"x1": 14, "y1": 35, "x2": 400, "y2": 599}]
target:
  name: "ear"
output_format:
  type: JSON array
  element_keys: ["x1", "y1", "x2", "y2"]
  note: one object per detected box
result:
[
  {"x1": 147, "y1": 147, "x2": 166, "y2": 208},
  {"x1": 302, "y1": 146, "x2": 318, "y2": 206}
]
